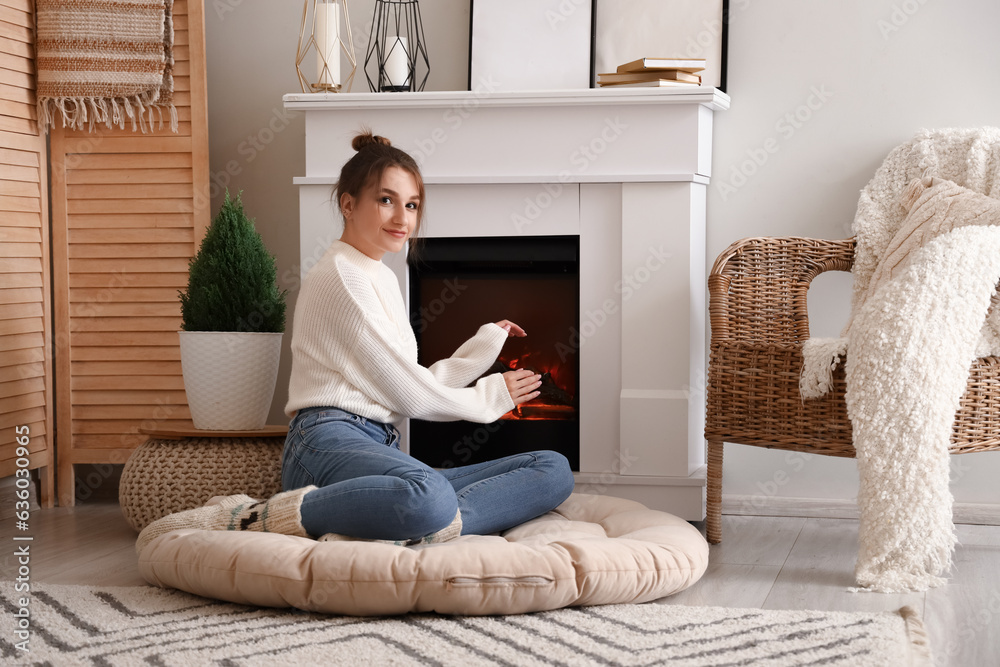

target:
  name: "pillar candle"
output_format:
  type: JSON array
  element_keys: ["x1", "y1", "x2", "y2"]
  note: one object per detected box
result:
[
  {"x1": 315, "y1": 1, "x2": 341, "y2": 88},
  {"x1": 384, "y1": 36, "x2": 410, "y2": 89}
]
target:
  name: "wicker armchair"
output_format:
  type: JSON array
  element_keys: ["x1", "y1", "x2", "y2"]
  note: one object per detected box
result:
[{"x1": 705, "y1": 236, "x2": 1000, "y2": 544}]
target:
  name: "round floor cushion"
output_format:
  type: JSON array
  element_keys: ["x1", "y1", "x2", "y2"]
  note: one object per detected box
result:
[{"x1": 138, "y1": 493, "x2": 708, "y2": 616}]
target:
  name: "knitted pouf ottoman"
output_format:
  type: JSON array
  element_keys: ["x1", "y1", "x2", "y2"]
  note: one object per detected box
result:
[{"x1": 119, "y1": 427, "x2": 286, "y2": 532}]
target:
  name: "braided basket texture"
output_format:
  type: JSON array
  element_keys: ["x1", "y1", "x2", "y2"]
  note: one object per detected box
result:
[{"x1": 119, "y1": 437, "x2": 284, "y2": 532}]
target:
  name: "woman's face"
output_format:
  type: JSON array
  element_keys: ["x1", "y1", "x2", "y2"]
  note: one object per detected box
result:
[{"x1": 340, "y1": 166, "x2": 420, "y2": 260}]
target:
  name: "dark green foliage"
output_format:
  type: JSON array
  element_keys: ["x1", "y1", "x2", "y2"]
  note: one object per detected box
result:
[{"x1": 179, "y1": 191, "x2": 287, "y2": 332}]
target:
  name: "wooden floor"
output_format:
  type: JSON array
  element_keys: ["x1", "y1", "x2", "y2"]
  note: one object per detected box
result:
[{"x1": 2, "y1": 501, "x2": 998, "y2": 666}]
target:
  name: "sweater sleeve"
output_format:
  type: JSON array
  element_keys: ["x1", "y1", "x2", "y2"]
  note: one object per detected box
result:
[
  {"x1": 348, "y1": 302, "x2": 515, "y2": 422},
  {"x1": 427, "y1": 323, "x2": 509, "y2": 388},
  {"x1": 308, "y1": 266, "x2": 515, "y2": 423}
]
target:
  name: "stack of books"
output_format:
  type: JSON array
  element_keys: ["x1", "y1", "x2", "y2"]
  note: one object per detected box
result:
[{"x1": 597, "y1": 57, "x2": 705, "y2": 88}]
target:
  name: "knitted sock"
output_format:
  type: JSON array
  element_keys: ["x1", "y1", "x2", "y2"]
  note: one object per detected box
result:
[
  {"x1": 317, "y1": 509, "x2": 463, "y2": 547},
  {"x1": 135, "y1": 486, "x2": 317, "y2": 555},
  {"x1": 420, "y1": 508, "x2": 463, "y2": 544}
]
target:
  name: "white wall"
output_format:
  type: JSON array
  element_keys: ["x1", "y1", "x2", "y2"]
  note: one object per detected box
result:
[
  {"x1": 205, "y1": 0, "x2": 1000, "y2": 509},
  {"x1": 205, "y1": 2, "x2": 303, "y2": 426}
]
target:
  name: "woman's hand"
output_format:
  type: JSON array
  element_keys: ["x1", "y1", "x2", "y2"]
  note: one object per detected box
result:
[
  {"x1": 495, "y1": 320, "x2": 527, "y2": 337},
  {"x1": 497, "y1": 321, "x2": 536, "y2": 404},
  {"x1": 503, "y1": 369, "x2": 541, "y2": 406}
]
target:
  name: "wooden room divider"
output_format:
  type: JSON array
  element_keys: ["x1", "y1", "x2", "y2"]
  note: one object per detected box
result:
[
  {"x1": 45, "y1": 0, "x2": 210, "y2": 505},
  {"x1": 1, "y1": 0, "x2": 54, "y2": 507}
]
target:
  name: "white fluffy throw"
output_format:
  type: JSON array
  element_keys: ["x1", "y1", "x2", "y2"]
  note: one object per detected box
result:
[
  {"x1": 847, "y1": 225, "x2": 1000, "y2": 592},
  {"x1": 800, "y1": 127, "x2": 1000, "y2": 592}
]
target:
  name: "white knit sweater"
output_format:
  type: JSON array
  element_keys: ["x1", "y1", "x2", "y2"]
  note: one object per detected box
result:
[{"x1": 285, "y1": 240, "x2": 515, "y2": 424}]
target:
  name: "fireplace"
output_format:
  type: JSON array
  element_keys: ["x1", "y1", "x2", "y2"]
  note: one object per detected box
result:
[
  {"x1": 408, "y1": 236, "x2": 580, "y2": 469},
  {"x1": 287, "y1": 86, "x2": 729, "y2": 519}
]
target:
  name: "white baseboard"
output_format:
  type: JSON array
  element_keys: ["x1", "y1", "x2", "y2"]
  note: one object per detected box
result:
[{"x1": 722, "y1": 494, "x2": 1000, "y2": 526}]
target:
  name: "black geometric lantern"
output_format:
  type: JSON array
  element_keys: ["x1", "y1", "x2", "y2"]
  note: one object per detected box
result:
[{"x1": 364, "y1": 0, "x2": 429, "y2": 92}]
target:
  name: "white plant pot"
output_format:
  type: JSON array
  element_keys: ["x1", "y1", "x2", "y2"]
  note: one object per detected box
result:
[{"x1": 178, "y1": 331, "x2": 283, "y2": 430}]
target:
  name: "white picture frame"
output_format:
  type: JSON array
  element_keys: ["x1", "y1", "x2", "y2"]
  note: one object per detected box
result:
[
  {"x1": 593, "y1": 0, "x2": 728, "y2": 90},
  {"x1": 469, "y1": 0, "x2": 593, "y2": 92}
]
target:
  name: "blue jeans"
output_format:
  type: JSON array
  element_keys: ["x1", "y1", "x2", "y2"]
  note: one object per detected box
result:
[{"x1": 282, "y1": 406, "x2": 576, "y2": 541}]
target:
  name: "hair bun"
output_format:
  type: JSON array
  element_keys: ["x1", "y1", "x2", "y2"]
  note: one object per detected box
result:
[{"x1": 352, "y1": 130, "x2": 391, "y2": 152}]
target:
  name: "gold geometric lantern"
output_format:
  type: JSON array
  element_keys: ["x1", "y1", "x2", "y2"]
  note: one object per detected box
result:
[{"x1": 296, "y1": 0, "x2": 357, "y2": 93}]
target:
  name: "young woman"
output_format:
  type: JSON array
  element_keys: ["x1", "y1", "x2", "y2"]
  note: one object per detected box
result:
[{"x1": 136, "y1": 131, "x2": 574, "y2": 552}]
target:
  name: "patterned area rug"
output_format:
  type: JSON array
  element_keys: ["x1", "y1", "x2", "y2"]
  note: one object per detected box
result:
[{"x1": 0, "y1": 583, "x2": 931, "y2": 666}]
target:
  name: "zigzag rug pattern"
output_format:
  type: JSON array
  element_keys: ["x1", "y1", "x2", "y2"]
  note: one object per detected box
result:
[{"x1": 0, "y1": 583, "x2": 931, "y2": 666}]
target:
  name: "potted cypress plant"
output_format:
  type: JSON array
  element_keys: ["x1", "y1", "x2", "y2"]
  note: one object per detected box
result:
[{"x1": 178, "y1": 191, "x2": 287, "y2": 430}]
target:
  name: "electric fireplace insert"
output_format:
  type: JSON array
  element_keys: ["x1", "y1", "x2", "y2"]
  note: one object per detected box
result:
[{"x1": 408, "y1": 235, "x2": 580, "y2": 470}]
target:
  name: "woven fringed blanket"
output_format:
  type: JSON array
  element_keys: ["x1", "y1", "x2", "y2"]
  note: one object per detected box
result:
[{"x1": 35, "y1": 0, "x2": 178, "y2": 133}]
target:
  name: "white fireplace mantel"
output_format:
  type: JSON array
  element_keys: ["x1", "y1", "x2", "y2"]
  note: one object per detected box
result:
[{"x1": 285, "y1": 86, "x2": 729, "y2": 520}]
